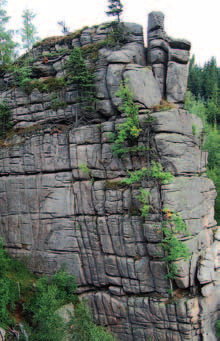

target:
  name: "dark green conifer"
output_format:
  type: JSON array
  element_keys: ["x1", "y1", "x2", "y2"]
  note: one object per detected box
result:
[{"x1": 106, "y1": 0, "x2": 123, "y2": 23}]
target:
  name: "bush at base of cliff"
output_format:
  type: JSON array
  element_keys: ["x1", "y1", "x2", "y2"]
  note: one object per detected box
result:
[
  {"x1": 0, "y1": 240, "x2": 114, "y2": 340},
  {"x1": 68, "y1": 300, "x2": 115, "y2": 341}
]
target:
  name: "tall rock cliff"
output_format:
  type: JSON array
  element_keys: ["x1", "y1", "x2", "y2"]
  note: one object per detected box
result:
[{"x1": 0, "y1": 12, "x2": 219, "y2": 340}]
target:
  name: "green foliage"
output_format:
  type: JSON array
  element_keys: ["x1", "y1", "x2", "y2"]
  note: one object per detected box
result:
[
  {"x1": 184, "y1": 90, "x2": 220, "y2": 224},
  {"x1": 0, "y1": 100, "x2": 11, "y2": 138},
  {"x1": 7, "y1": 61, "x2": 32, "y2": 92},
  {"x1": 161, "y1": 211, "x2": 191, "y2": 282},
  {"x1": 192, "y1": 123, "x2": 197, "y2": 136},
  {"x1": 26, "y1": 268, "x2": 77, "y2": 341},
  {"x1": 136, "y1": 189, "x2": 150, "y2": 217},
  {"x1": 216, "y1": 320, "x2": 220, "y2": 338},
  {"x1": 50, "y1": 92, "x2": 67, "y2": 110},
  {"x1": 0, "y1": 238, "x2": 36, "y2": 328},
  {"x1": 203, "y1": 127, "x2": 220, "y2": 223},
  {"x1": 121, "y1": 162, "x2": 173, "y2": 185},
  {"x1": 0, "y1": 240, "x2": 115, "y2": 339},
  {"x1": 112, "y1": 82, "x2": 141, "y2": 156},
  {"x1": 7, "y1": 60, "x2": 66, "y2": 93},
  {"x1": 184, "y1": 90, "x2": 206, "y2": 123},
  {"x1": 79, "y1": 164, "x2": 94, "y2": 183},
  {"x1": 150, "y1": 161, "x2": 173, "y2": 184},
  {"x1": 106, "y1": 0, "x2": 124, "y2": 23},
  {"x1": 20, "y1": 9, "x2": 39, "y2": 52},
  {"x1": 112, "y1": 145, "x2": 150, "y2": 157},
  {"x1": 0, "y1": 0, "x2": 17, "y2": 63},
  {"x1": 187, "y1": 56, "x2": 220, "y2": 126},
  {"x1": 65, "y1": 47, "x2": 96, "y2": 113},
  {"x1": 68, "y1": 300, "x2": 115, "y2": 340}
]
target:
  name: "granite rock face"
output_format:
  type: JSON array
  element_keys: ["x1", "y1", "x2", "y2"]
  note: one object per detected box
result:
[
  {"x1": 147, "y1": 11, "x2": 191, "y2": 102},
  {"x1": 0, "y1": 12, "x2": 219, "y2": 341}
]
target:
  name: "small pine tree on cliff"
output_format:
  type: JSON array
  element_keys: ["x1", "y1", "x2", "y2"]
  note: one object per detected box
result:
[{"x1": 106, "y1": 0, "x2": 123, "y2": 23}]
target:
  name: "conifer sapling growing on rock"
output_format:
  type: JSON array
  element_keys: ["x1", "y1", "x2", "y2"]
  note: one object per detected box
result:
[{"x1": 106, "y1": 0, "x2": 123, "y2": 23}]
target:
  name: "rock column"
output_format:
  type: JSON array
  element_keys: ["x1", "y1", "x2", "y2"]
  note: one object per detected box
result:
[{"x1": 148, "y1": 11, "x2": 191, "y2": 103}]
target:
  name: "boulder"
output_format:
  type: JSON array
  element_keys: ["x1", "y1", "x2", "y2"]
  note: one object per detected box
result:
[
  {"x1": 166, "y1": 62, "x2": 188, "y2": 102},
  {"x1": 197, "y1": 249, "x2": 216, "y2": 285},
  {"x1": 32, "y1": 63, "x2": 56, "y2": 77},
  {"x1": 123, "y1": 64, "x2": 161, "y2": 108},
  {"x1": 148, "y1": 11, "x2": 165, "y2": 32},
  {"x1": 152, "y1": 64, "x2": 166, "y2": 96},
  {"x1": 106, "y1": 64, "x2": 124, "y2": 108},
  {"x1": 107, "y1": 43, "x2": 145, "y2": 65}
]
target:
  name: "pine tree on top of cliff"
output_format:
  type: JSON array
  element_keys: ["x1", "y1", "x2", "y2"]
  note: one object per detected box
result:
[
  {"x1": 20, "y1": 9, "x2": 39, "y2": 52},
  {"x1": 106, "y1": 0, "x2": 123, "y2": 23}
]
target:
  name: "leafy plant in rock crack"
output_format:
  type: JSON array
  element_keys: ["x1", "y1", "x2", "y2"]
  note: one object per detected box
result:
[
  {"x1": 79, "y1": 164, "x2": 94, "y2": 184},
  {"x1": 192, "y1": 123, "x2": 197, "y2": 136},
  {"x1": 136, "y1": 188, "x2": 150, "y2": 217},
  {"x1": 50, "y1": 92, "x2": 67, "y2": 110},
  {"x1": 160, "y1": 209, "x2": 191, "y2": 295},
  {"x1": 111, "y1": 81, "x2": 141, "y2": 156},
  {"x1": 121, "y1": 162, "x2": 173, "y2": 186}
]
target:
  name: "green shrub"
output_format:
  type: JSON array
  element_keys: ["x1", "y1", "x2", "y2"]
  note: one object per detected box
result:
[
  {"x1": 0, "y1": 239, "x2": 36, "y2": 328},
  {"x1": 160, "y1": 210, "x2": 191, "y2": 292},
  {"x1": 184, "y1": 90, "x2": 220, "y2": 224},
  {"x1": 50, "y1": 92, "x2": 67, "y2": 110},
  {"x1": 26, "y1": 268, "x2": 77, "y2": 341},
  {"x1": 216, "y1": 320, "x2": 220, "y2": 338},
  {"x1": 0, "y1": 240, "x2": 115, "y2": 340},
  {"x1": 121, "y1": 162, "x2": 173, "y2": 185},
  {"x1": 192, "y1": 123, "x2": 197, "y2": 136},
  {"x1": 0, "y1": 100, "x2": 12, "y2": 138},
  {"x1": 68, "y1": 300, "x2": 115, "y2": 341},
  {"x1": 79, "y1": 164, "x2": 94, "y2": 183},
  {"x1": 136, "y1": 189, "x2": 150, "y2": 217},
  {"x1": 111, "y1": 81, "x2": 141, "y2": 156}
]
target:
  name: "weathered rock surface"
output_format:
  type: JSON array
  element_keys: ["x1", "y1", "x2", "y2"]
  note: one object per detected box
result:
[
  {"x1": 123, "y1": 64, "x2": 161, "y2": 108},
  {"x1": 147, "y1": 11, "x2": 191, "y2": 101},
  {"x1": 0, "y1": 12, "x2": 219, "y2": 341}
]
